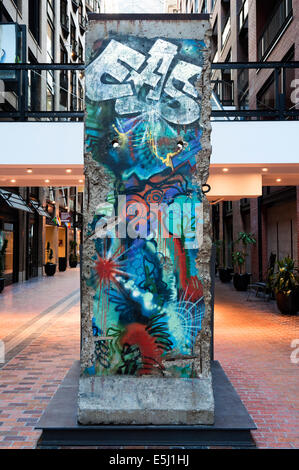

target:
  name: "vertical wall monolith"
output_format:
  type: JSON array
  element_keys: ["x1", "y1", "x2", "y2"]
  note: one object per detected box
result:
[{"x1": 78, "y1": 14, "x2": 214, "y2": 425}]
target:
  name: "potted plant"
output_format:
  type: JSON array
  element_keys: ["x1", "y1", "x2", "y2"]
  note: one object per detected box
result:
[
  {"x1": 69, "y1": 240, "x2": 78, "y2": 268},
  {"x1": 232, "y1": 231, "x2": 256, "y2": 291},
  {"x1": 59, "y1": 257, "x2": 67, "y2": 272},
  {"x1": 0, "y1": 239, "x2": 8, "y2": 294},
  {"x1": 273, "y1": 256, "x2": 299, "y2": 315},
  {"x1": 45, "y1": 242, "x2": 56, "y2": 276},
  {"x1": 218, "y1": 266, "x2": 233, "y2": 283}
]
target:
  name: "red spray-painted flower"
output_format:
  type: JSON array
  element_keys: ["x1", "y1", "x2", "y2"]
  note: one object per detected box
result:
[{"x1": 120, "y1": 323, "x2": 164, "y2": 376}]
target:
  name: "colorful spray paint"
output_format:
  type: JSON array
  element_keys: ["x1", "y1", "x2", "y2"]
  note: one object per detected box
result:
[{"x1": 79, "y1": 16, "x2": 214, "y2": 425}]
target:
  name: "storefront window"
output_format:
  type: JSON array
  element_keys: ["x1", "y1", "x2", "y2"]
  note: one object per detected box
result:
[{"x1": 0, "y1": 224, "x2": 14, "y2": 277}]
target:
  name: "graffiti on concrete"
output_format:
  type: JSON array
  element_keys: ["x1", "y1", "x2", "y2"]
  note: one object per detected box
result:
[{"x1": 85, "y1": 36, "x2": 207, "y2": 377}]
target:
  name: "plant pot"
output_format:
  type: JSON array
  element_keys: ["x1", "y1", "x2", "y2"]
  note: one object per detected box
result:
[
  {"x1": 218, "y1": 268, "x2": 232, "y2": 283},
  {"x1": 69, "y1": 257, "x2": 78, "y2": 268},
  {"x1": 45, "y1": 263, "x2": 56, "y2": 276},
  {"x1": 59, "y1": 257, "x2": 67, "y2": 272},
  {"x1": 233, "y1": 273, "x2": 250, "y2": 291},
  {"x1": 0, "y1": 278, "x2": 4, "y2": 294},
  {"x1": 276, "y1": 291, "x2": 299, "y2": 315}
]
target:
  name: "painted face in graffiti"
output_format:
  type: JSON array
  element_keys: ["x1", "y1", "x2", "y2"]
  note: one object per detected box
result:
[{"x1": 85, "y1": 36, "x2": 206, "y2": 378}]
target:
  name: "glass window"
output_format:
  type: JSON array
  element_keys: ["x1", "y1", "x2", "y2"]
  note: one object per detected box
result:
[
  {"x1": 47, "y1": 21, "x2": 54, "y2": 62},
  {"x1": 0, "y1": 226, "x2": 14, "y2": 277},
  {"x1": 46, "y1": 71, "x2": 54, "y2": 111}
]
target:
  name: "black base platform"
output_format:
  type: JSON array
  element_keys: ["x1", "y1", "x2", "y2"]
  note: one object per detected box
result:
[{"x1": 36, "y1": 361, "x2": 256, "y2": 448}]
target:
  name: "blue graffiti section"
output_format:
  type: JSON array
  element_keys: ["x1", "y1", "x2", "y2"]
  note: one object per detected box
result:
[{"x1": 85, "y1": 36, "x2": 206, "y2": 377}]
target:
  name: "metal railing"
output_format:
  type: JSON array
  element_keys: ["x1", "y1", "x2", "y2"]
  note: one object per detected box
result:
[
  {"x1": 0, "y1": 62, "x2": 298, "y2": 121},
  {"x1": 0, "y1": 64, "x2": 84, "y2": 120},
  {"x1": 257, "y1": 0, "x2": 293, "y2": 61},
  {"x1": 212, "y1": 79, "x2": 234, "y2": 106},
  {"x1": 212, "y1": 62, "x2": 299, "y2": 120}
]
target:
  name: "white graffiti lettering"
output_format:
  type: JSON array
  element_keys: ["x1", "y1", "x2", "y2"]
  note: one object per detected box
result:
[{"x1": 86, "y1": 39, "x2": 202, "y2": 125}]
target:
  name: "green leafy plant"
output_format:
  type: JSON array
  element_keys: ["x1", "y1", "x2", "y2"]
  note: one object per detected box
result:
[
  {"x1": 232, "y1": 250, "x2": 246, "y2": 272},
  {"x1": 46, "y1": 241, "x2": 54, "y2": 264},
  {"x1": 232, "y1": 231, "x2": 256, "y2": 274},
  {"x1": 272, "y1": 256, "x2": 299, "y2": 296},
  {"x1": 0, "y1": 239, "x2": 8, "y2": 278}
]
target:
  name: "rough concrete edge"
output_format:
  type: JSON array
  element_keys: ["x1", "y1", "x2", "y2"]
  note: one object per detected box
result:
[
  {"x1": 193, "y1": 23, "x2": 213, "y2": 380},
  {"x1": 77, "y1": 408, "x2": 214, "y2": 425},
  {"x1": 81, "y1": 20, "x2": 213, "y2": 383}
]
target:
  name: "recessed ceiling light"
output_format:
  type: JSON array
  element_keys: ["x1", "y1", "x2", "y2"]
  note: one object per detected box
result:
[
  {"x1": 45, "y1": 179, "x2": 50, "y2": 183},
  {"x1": 66, "y1": 169, "x2": 72, "y2": 173},
  {"x1": 262, "y1": 168, "x2": 268, "y2": 172},
  {"x1": 26, "y1": 168, "x2": 33, "y2": 173},
  {"x1": 10, "y1": 179, "x2": 16, "y2": 183},
  {"x1": 276, "y1": 178, "x2": 282, "y2": 182},
  {"x1": 222, "y1": 168, "x2": 229, "y2": 172},
  {"x1": 79, "y1": 179, "x2": 84, "y2": 183}
]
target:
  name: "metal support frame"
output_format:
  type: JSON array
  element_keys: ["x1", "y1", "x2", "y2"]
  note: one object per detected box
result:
[{"x1": 0, "y1": 62, "x2": 299, "y2": 121}]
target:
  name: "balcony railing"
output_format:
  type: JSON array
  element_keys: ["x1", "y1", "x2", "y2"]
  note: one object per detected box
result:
[
  {"x1": 212, "y1": 62, "x2": 299, "y2": 120},
  {"x1": 0, "y1": 64, "x2": 84, "y2": 121},
  {"x1": 258, "y1": 0, "x2": 293, "y2": 61},
  {"x1": 0, "y1": 62, "x2": 298, "y2": 122},
  {"x1": 212, "y1": 79, "x2": 234, "y2": 106}
]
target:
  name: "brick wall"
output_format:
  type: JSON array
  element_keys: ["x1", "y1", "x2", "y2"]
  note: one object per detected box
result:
[
  {"x1": 249, "y1": 0, "x2": 299, "y2": 109},
  {"x1": 250, "y1": 198, "x2": 259, "y2": 281},
  {"x1": 261, "y1": 206, "x2": 268, "y2": 280},
  {"x1": 297, "y1": 186, "x2": 299, "y2": 266}
]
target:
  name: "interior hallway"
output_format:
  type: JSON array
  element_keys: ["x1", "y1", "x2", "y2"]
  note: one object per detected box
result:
[{"x1": 0, "y1": 270, "x2": 298, "y2": 448}]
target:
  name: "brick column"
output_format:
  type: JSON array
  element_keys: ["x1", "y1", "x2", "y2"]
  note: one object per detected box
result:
[
  {"x1": 232, "y1": 200, "x2": 243, "y2": 242},
  {"x1": 250, "y1": 198, "x2": 259, "y2": 282},
  {"x1": 218, "y1": 202, "x2": 224, "y2": 267},
  {"x1": 296, "y1": 186, "x2": 299, "y2": 266},
  {"x1": 261, "y1": 206, "x2": 268, "y2": 280}
]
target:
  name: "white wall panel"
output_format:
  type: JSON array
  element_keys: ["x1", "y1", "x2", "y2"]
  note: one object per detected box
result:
[{"x1": 0, "y1": 121, "x2": 298, "y2": 166}]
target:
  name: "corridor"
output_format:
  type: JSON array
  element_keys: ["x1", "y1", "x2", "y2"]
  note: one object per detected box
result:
[{"x1": 0, "y1": 270, "x2": 298, "y2": 448}]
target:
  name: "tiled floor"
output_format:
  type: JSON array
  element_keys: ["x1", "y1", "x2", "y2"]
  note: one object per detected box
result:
[
  {"x1": 0, "y1": 270, "x2": 298, "y2": 448},
  {"x1": 0, "y1": 269, "x2": 80, "y2": 449},
  {"x1": 214, "y1": 282, "x2": 299, "y2": 449}
]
